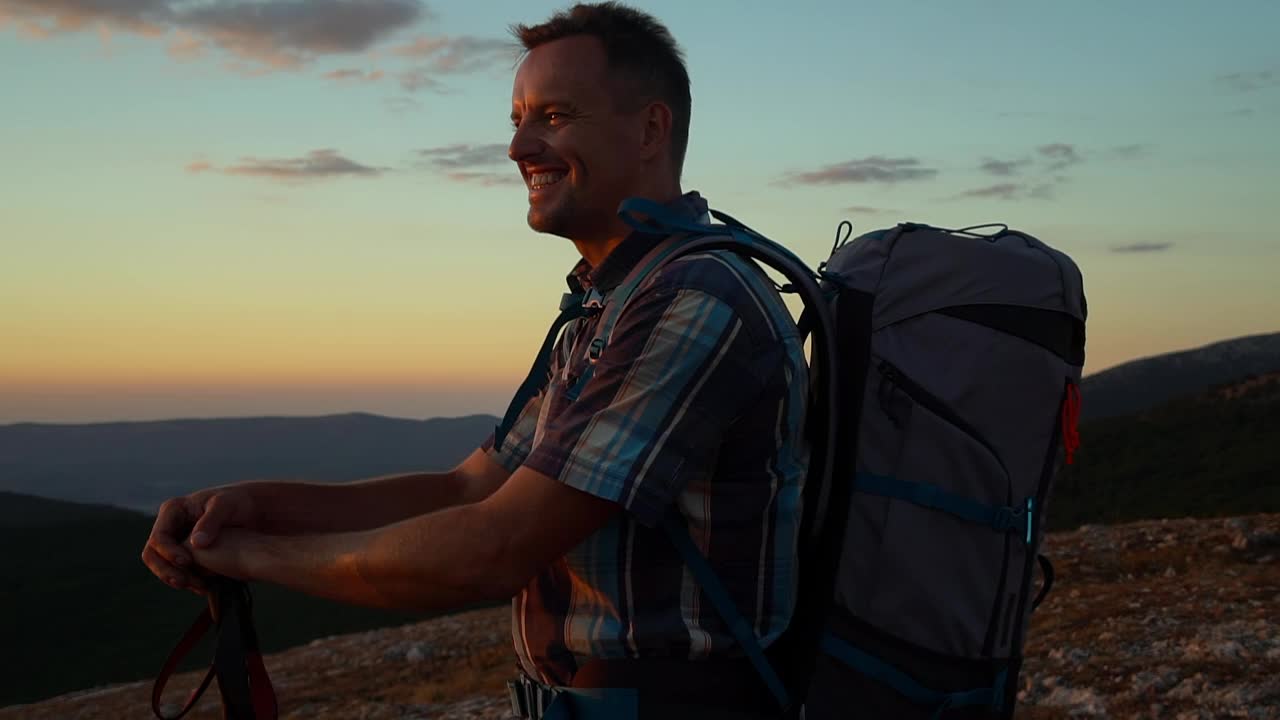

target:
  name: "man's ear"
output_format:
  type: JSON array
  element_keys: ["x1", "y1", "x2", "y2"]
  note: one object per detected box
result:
[{"x1": 639, "y1": 100, "x2": 673, "y2": 162}]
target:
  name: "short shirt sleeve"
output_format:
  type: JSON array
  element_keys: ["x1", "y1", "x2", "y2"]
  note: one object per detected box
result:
[
  {"x1": 480, "y1": 389, "x2": 543, "y2": 474},
  {"x1": 522, "y1": 278, "x2": 772, "y2": 527}
]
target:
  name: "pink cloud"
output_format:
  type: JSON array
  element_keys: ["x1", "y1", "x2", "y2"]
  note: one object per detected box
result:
[
  {"x1": 166, "y1": 28, "x2": 203, "y2": 61},
  {"x1": 446, "y1": 171, "x2": 522, "y2": 187},
  {"x1": 391, "y1": 34, "x2": 515, "y2": 92},
  {"x1": 399, "y1": 67, "x2": 443, "y2": 92},
  {"x1": 323, "y1": 68, "x2": 385, "y2": 83},
  {"x1": 945, "y1": 181, "x2": 1058, "y2": 202},
  {"x1": 782, "y1": 156, "x2": 939, "y2": 186},
  {"x1": 2, "y1": 0, "x2": 424, "y2": 73},
  {"x1": 189, "y1": 150, "x2": 387, "y2": 183},
  {"x1": 5, "y1": 0, "x2": 516, "y2": 97},
  {"x1": 417, "y1": 143, "x2": 509, "y2": 169},
  {"x1": 0, "y1": 0, "x2": 168, "y2": 38}
]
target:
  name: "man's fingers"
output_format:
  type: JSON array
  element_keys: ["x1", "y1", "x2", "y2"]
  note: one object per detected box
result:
[
  {"x1": 147, "y1": 497, "x2": 197, "y2": 568},
  {"x1": 141, "y1": 545, "x2": 189, "y2": 589},
  {"x1": 189, "y1": 494, "x2": 233, "y2": 548},
  {"x1": 186, "y1": 573, "x2": 210, "y2": 597}
]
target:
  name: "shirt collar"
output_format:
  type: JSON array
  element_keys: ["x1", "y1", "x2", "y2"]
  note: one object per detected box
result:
[{"x1": 566, "y1": 191, "x2": 710, "y2": 295}]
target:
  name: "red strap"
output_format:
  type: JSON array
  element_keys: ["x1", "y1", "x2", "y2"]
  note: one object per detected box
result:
[
  {"x1": 247, "y1": 651, "x2": 278, "y2": 720},
  {"x1": 151, "y1": 608, "x2": 217, "y2": 720},
  {"x1": 238, "y1": 591, "x2": 278, "y2": 720},
  {"x1": 152, "y1": 579, "x2": 278, "y2": 720},
  {"x1": 1060, "y1": 381, "x2": 1082, "y2": 465}
]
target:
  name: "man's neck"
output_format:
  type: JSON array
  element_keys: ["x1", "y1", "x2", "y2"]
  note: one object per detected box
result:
[{"x1": 572, "y1": 185, "x2": 683, "y2": 268}]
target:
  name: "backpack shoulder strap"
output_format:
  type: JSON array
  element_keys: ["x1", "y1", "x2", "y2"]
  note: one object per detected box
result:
[{"x1": 602, "y1": 197, "x2": 858, "y2": 716}]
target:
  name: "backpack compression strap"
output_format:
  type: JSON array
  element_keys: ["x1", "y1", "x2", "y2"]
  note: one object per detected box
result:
[
  {"x1": 152, "y1": 576, "x2": 277, "y2": 720},
  {"x1": 819, "y1": 633, "x2": 1008, "y2": 720}
]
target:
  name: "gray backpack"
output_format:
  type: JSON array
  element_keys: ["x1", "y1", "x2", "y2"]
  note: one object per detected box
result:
[
  {"x1": 804, "y1": 221, "x2": 1087, "y2": 719},
  {"x1": 497, "y1": 205, "x2": 1086, "y2": 719}
]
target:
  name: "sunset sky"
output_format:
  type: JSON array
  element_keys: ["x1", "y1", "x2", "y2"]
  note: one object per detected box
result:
[{"x1": 2, "y1": 0, "x2": 1277, "y2": 424}]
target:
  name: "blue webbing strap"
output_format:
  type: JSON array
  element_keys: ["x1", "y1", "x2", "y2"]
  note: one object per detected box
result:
[
  {"x1": 563, "y1": 234, "x2": 696, "y2": 400},
  {"x1": 575, "y1": 197, "x2": 730, "y2": 394},
  {"x1": 820, "y1": 633, "x2": 1005, "y2": 720},
  {"x1": 494, "y1": 291, "x2": 589, "y2": 452},
  {"x1": 538, "y1": 688, "x2": 640, "y2": 720},
  {"x1": 854, "y1": 472, "x2": 1032, "y2": 539},
  {"x1": 619, "y1": 198, "x2": 817, "y2": 279},
  {"x1": 618, "y1": 196, "x2": 719, "y2": 236},
  {"x1": 617, "y1": 198, "x2": 835, "y2": 715},
  {"x1": 661, "y1": 513, "x2": 791, "y2": 712}
]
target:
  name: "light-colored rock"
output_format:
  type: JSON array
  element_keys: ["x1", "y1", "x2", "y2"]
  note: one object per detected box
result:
[
  {"x1": 1041, "y1": 685, "x2": 1108, "y2": 717},
  {"x1": 1168, "y1": 676, "x2": 1202, "y2": 700},
  {"x1": 1212, "y1": 641, "x2": 1246, "y2": 660}
]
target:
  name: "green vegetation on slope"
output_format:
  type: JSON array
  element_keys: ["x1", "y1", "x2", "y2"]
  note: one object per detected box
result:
[{"x1": 1049, "y1": 374, "x2": 1280, "y2": 531}]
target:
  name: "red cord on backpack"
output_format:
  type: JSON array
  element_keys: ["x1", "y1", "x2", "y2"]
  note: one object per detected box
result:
[{"x1": 1060, "y1": 382, "x2": 1082, "y2": 465}]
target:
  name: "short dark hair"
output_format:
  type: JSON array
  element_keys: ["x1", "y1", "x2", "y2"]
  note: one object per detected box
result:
[{"x1": 511, "y1": 2, "x2": 692, "y2": 178}]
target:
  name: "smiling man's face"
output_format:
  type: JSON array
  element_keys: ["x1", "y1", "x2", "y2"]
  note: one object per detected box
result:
[{"x1": 508, "y1": 34, "x2": 645, "y2": 242}]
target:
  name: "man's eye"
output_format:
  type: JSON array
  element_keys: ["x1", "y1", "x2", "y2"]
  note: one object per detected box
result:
[{"x1": 547, "y1": 112, "x2": 566, "y2": 123}]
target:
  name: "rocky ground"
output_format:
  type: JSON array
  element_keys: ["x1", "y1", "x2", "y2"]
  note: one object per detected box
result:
[
  {"x1": 5, "y1": 513, "x2": 1277, "y2": 720},
  {"x1": 1017, "y1": 513, "x2": 1279, "y2": 719}
]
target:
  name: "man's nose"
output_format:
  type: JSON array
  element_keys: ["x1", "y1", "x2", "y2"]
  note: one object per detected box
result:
[{"x1": 508, "y1": 122, "x2": 544, "y2": 163}]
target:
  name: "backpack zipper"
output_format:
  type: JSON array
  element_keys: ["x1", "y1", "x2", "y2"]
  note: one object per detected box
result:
[
  {"x1": 878, "y1": 357, "x2": 1018, "y2": 655},
  {"x1": 877, "y1": 359, "x2": 1008, "y2": 477}
]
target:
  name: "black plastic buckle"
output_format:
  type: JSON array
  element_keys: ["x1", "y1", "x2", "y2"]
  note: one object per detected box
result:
[
  {"x1": 582, "y1": 287, "x2": 606, "y2": 311},
  {"x1": 992, "y1": 504, "x2": 1028, "y2": 535},
  {"x1": 507, "y1": 675, "x2": 560, "y2": 719},
  {"x1": 587, "y1": 337, "x2": 606, "y2": 363},
  {"x1": 507, "y1": 679, "x2": 528, "y2": 718}
]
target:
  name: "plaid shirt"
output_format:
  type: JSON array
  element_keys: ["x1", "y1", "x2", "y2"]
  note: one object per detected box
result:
[{"x1": 482, "y1": 192, "x2": 810, "y2": 686}]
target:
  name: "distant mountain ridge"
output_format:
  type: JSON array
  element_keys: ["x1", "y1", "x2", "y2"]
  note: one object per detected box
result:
[
  {"x1": 0, "y1": 412, "x2": 498, "y2": 513},
  {"x1": 2, "y1": 331, "x2": 1278, "y2": 513},
  {"x1": 0, "y1": 490, "x2": 143, "y2": 529},
  {"x1": 1080, "y1": 331, "x2": 1280, "y2": 420}
]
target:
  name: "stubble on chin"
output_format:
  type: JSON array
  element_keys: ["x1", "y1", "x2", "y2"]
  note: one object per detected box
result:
[{"x1": 527, "y1": 204, "x2": 573, "y2": 238}]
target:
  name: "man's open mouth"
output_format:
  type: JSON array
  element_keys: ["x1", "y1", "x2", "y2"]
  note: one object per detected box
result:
[{"x1": 529, "y1": 171, "x2": 567, "y2": 190}]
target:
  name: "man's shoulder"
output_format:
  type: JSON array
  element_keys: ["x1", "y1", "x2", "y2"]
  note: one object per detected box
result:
[{"x1": 638, "y1": 248, "x2": 796, "y2": 341}]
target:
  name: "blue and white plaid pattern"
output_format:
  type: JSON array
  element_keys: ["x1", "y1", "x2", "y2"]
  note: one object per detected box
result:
[{"x1": 482, "y1": 193, "x2": 809, "y2": 686}]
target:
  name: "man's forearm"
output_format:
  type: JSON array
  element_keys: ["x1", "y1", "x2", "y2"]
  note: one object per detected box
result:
[
  {"x1": 238, "y1": 471, "x2": 469, "y2": 535},
  {"x1": 246, "y1": 502, "x2": 512, "y2": 614}
]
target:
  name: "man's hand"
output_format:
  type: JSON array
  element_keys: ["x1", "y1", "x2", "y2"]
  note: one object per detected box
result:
[
  {"x1": 141, "y1": 486, "x2": 258, "y2": 595},
  {"x1": 184, "y1": 527, "x2": 266, "y2": 582},
  {"x1": 138, "y1": 463, "x2": 620, "y2": 615}
]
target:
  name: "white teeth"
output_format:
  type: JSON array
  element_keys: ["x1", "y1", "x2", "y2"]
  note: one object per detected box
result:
[{"x1": 530, "y1": 171, "x2": 566, "y2": 189}]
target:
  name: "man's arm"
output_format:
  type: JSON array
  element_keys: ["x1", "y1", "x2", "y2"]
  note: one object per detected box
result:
[
  {"x1": 145, "y1": 449, "x2": 512, "y2": 594},
  {"x1": 240, "y1": 448, "x2": 512, "y2": 535},
  {"x1": 192, "y1": 465, "x2": 620, "y2": 613}
]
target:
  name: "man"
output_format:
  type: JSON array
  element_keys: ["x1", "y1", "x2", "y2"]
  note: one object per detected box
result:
[{"x1": 141, "y1": 3, "x2": 808, "y2": 718}]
